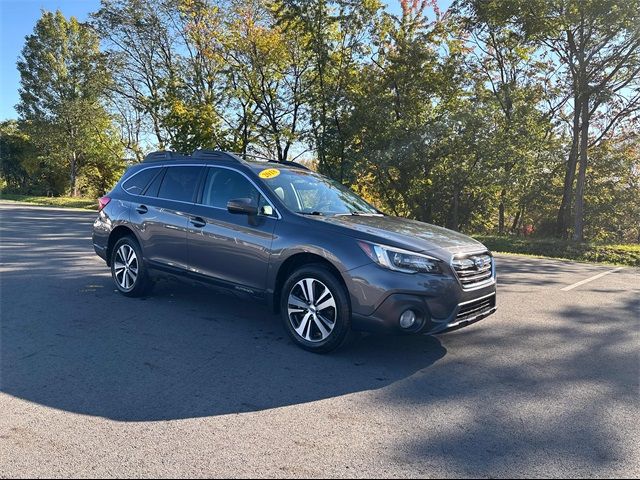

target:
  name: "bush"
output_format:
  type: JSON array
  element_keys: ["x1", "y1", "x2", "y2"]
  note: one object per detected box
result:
[{"x1": 475, "y1": 235, "x2": 640, "y2": 267}]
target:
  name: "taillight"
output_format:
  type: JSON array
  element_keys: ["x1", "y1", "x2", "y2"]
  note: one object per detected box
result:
[{"x1": 98, "y1": 196, "x2": 111, "y2": 212}]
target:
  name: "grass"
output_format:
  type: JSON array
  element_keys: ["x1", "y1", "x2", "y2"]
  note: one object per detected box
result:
[
  {"x1": 475, "y1": 235, "x2": 640, "y2": 267},
  {"x1": 0, "y1": 193, "x2": 97, "y2": 210}
]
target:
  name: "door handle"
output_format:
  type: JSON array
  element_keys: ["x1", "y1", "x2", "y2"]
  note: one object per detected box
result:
[
  {"x1": 136, "y1": 204, "x2": 148, "y2": 214},
  {"x1": 190, "y1": 216, "x2": 206, "y2": 228}
]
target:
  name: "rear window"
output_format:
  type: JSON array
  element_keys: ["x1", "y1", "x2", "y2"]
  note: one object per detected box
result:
[
  {"x1": 157, "y1": 166, "x2": 202, "y2": 202},
  {"x1": 122, "y1": 168, "x2": 160, "y2": 195}
]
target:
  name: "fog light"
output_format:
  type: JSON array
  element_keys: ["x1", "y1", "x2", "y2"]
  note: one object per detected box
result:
[{"x1": 399, "y1": 310, "x2": 417, "y2": 329}]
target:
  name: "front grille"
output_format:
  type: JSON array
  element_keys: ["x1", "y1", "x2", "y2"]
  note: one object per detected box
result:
[
  {"x1": 456, "y1": 294, "x2": 495, "y2": 322},
  {"x1": 452, "y1": 252, "x2": 493, "y2": 289}
]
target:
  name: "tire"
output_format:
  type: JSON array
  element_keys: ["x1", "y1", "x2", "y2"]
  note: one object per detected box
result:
[
  {"x1": 110, "y1": 236, "x2": 153, "y2": 297},
  {"x1": 280, "y1": 264, "x2": 351, "y2": 353}
]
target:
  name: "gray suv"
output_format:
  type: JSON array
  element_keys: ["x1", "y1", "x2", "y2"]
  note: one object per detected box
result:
[{"x1": 92, "y1": 150, "x2": 496, "y2": 352}]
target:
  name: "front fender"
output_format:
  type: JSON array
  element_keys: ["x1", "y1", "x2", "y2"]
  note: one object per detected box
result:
[{"x1": 265, "y1": 218, "x2": 372, "y2": 311}]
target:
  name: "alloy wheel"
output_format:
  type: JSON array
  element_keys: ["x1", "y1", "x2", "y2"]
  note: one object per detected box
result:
[
  {"x1": 287, "y1": 278, "x2": 337, "y2": 342},
  {"x1": 113, "y1": 244, "x2": 138, "y2": 290}
]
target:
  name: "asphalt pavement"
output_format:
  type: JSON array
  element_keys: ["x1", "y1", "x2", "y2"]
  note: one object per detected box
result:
[{"x1": 0, "y1": 202, "x2": 638, "y2": 478}]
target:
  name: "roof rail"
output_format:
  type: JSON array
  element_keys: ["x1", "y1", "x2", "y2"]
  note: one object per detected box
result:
[
  {"x1": 229, "y1": 151, "x2": 310, "y2": 170},
  {"x1": 142, "y1": 149, "x2": 309, "y2": 170},
  {"x1": 142, "y1": 149, "x2": 241, "y2": 164},
  {"x1": 192, "y1": 149, "x2": 241, "y2": 162},
  {"x1": 142, "y1": 151, "x2": 186, "y2": 163}
]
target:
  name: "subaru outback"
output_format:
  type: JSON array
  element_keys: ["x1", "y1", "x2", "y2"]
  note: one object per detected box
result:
[{"x1": 92, "y1": 150, "x2": 497, "y2": 352}]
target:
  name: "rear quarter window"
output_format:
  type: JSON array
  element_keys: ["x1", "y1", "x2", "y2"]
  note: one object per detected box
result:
[
  {"x1": 122, "y1": 168, "x2": 161, "y2": 195},
  {"x1": 143, "y1": 168, "x2": 166, "y2": 197}
]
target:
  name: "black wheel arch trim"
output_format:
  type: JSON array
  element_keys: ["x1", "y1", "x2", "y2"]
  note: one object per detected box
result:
[
  {"x1": 268, "y1": 249, "x2": 351, "y2": 314},
  {"x1": 106, "y1": 223, "x2": 144, "y2": 267}
]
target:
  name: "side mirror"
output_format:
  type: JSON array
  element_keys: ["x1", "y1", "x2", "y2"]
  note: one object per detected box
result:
[{"x1": 227, "y1": 198, "x2": 259, "y2": 216}]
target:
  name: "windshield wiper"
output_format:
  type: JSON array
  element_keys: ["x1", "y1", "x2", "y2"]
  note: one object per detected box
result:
[
  {"x1": 296, "y1": 211, "x2": 323, "y2": 216},
  {"x1": 336, "y1": 210, "x2": 384, "y2": 216}
]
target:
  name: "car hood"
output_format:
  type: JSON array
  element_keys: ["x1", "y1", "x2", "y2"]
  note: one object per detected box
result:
[{"x1": 313, "y1": 214, "x2": 486, "y2": 256}]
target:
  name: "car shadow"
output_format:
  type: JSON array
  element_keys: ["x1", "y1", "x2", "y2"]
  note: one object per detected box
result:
[
  {"x1": 1, "y1": 279, "x2": 446, "y2": 421},
  {"x1": 0, "y1": 206, "x2": 447, "y2": 421}
]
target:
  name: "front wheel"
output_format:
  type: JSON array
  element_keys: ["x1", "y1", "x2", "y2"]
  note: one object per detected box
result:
[
  {"x1": 280, "y1": 265, "x2": 351, "y2": 353},
  {"x1": 110, "y1": 236, "x2": 152, "y2": 297}
]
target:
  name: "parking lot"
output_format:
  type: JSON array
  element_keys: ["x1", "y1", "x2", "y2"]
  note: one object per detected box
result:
[{"x1": 1, "y1": 202, "x2": 638, "y2": 478}]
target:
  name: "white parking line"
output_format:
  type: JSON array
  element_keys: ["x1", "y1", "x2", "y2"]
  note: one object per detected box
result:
[{"x1": 561, "y1": 267, "x2": 624, "y2": 291}]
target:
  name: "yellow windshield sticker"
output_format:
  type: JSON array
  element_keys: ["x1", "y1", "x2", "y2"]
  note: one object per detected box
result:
[{"x1": 259, "y1": 168, "x2": 281, "y2": 179}]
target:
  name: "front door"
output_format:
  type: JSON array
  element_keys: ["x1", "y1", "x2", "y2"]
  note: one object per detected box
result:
[{"x1": 186, "y1": 166, "x2": 277, "y2": 293}]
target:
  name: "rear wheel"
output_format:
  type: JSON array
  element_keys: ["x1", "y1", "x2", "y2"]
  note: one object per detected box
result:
[
  {"x1": 110, "y1": 236, "x2": 152, "y2": 297},
  {"x1": 280, "y1": 265, "x2": 351, "y2": 353}
]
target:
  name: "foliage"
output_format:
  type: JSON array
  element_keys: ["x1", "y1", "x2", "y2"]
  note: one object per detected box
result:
[
  {"x1": 476, "y1": 235, "x2": 640, "y2": 267},
  {"x1": 462, "y1": 0, "x2": 640, "y2": 241},
  {"x1": 14, "y1": 10, "x2": 125, "y2": 197},
  {"x1": 2, "y1": 0, "x2": 639, "y2": 245},
  {"x1": 0, "y1": 121, "x2": 37, "y2": 193}
]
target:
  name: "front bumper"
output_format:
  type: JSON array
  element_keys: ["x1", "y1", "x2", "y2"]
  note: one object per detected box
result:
[
  {"x1": 347, "y1": 262, "x2": 497, "y2": 335},
  {"x1": 351, "y1": 290, "x2": 496, "y2": 335},
  {"x1": 433, "y1": 292, "x2": 497, "y2": 334}
]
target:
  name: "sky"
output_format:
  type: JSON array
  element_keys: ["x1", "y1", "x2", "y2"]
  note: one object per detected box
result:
[
  {"x1": 0, "y1": 0, "x2": 100, "y2": 120},
  {"x1": 0, "y1": 0, "x2": 451, "y2": 121}
]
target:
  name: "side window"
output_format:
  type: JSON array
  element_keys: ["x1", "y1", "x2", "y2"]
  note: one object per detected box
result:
[
  {"x1": 157, "y1": 166, "x2": 202, "y2": 202},
  {"x1": 122, "y1": 168, "x2": 160, "y2": 195},
  {"x1": 201, "y1": 168, "x2": 264, "y2": 210}
]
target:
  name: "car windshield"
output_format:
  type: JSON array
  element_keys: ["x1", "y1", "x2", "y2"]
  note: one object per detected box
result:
[{"x1": 258, "y1": 168, "x2": 381, "y2": 216}]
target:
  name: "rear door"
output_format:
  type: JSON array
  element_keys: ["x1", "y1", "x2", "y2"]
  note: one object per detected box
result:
[
  {"x1": 186, "y1": 166, "x2": 278, "y2": 292},
  {"x1": 130, "y1": 165, "x2": 204, "y2": 272}
]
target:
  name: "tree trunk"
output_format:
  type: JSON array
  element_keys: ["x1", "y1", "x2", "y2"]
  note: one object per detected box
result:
[
  {"x1": 573, "y1": 90, "x2": 590, "y2": 242},
  {"x1": 152, "y1": 115, "x2": 165, "y2": 151},
  {"x1": 422, "y1": 186, "x2": 433, "y2": 223},
  {"x1": 241, "y1": 104, "x2": 249, "y2": 154},
  {"x1": 498, "y1": 188, "x2": 506, "y2": 234},
  {"x1": 70, "y1": 151, "x2": 78, "y2": 197},
  {"x1": 315, "y1": 25, "x2": 328, "y2": 174},
  {"x1": 556, "y1": 96, "x2": 581, "y2": 238},
  {"x1": 517, "y1": 205, "x2": 526, "y2": 233},
  {"x1": 510, "y1": 206, "x2": 522, "y2": 234},
  {"x1": 571, "y1": 9, "x2": 589, "y2": 242}
]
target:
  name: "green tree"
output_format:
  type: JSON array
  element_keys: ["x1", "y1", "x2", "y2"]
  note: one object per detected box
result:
[
  {"x1": 74, "y1": 0, "x2": 640, "y2": 242},
  {"x1": 0, "y1": 121, "x2": 34, "y2": 193},
  {"x1": 348, "y1": 1, "x2": 469, "y2": 224},
  {"x1": 92, "y1": 0, "x2": 179, "y2": 151},
  {"x1": 221, "y1": 0, "x2": 314, "y2": 161},
  {"x1": 17, "y1": 10, "x2": 123, "y2": 196},
  {"x1": 274, "y1": 0, "x2": 382, "y2": 180},
  {"x1": 530, "y1": 0, "x2": 640, "y2": 241},
  {"x1": 456, "y1": 0, "x2": 561, "y2": 234},
  {"x1": 583, "y1": 134, "x2": 640, "y2": 242}
]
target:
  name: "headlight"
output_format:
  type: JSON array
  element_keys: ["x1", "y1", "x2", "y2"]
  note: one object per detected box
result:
[{"x1": 357, "y1": 241, "x2": 442, "y2": 274}]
